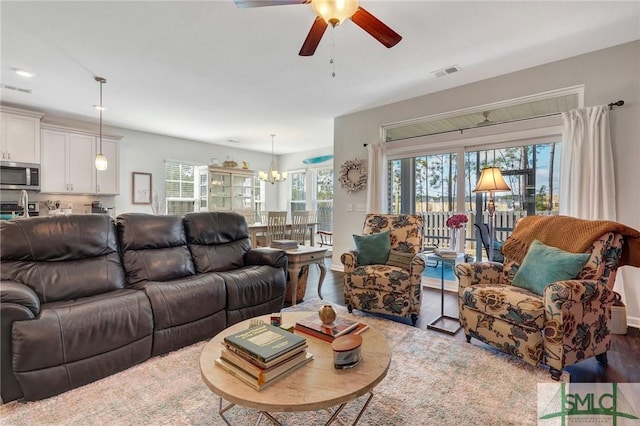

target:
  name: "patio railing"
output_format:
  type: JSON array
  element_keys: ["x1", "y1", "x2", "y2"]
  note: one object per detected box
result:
[{"x1": 421, "y1": 210, "x2": 557, "y2": 259}]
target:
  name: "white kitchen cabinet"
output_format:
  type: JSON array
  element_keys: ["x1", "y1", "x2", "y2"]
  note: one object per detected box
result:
[
  {"x1": 208, "y1": 166, "x2": 255, "y2": 224},
  {"x1": 40, "y1": 125, "x2": 120, "y2": 194},
  {"x1": 0, "y1": 107, "x2": 43, "y2": 164},
  {"x1": 41, "y1": 128, "x2": 95, "y2": 193}
]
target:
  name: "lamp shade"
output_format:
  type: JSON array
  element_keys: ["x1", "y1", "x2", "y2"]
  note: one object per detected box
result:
[
  {"x1": 312, "y1": 0, "x2": 359, "y2": 26},
  {"x1": 95, "y1": 153, "x2": 108, "y2": 171},
  {"x1": 473, "y1": 167, "x2": 510, "y2": 193}
]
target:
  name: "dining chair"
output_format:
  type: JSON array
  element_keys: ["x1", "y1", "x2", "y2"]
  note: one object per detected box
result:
[
  {"x1": 290, "y1": 211, "x2": 316, "y2": 245},
  {"x1": 265, "y1": 211, "x2": 287, "y2": 246}
]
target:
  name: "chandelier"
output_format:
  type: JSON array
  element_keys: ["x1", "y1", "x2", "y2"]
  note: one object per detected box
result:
[
  {"x1": 259, "y1": 134, "x2": 287, "y2": 184},
  {"x1": 94, "y1": 76, "x2": 108, "y2": 171}
]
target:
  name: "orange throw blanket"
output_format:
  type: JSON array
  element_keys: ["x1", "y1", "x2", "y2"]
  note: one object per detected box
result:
[{"x1": 501, "y1": 215, "x2": 640, "y2": 268}]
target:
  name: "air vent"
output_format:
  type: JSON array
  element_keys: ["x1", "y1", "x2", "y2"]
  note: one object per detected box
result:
[
  {"x1": 431, "y1": 65, "x2": 461, "y2": 78},
  {"x1": 1, "y1": 83, "x2": 32, "y2": 94}
]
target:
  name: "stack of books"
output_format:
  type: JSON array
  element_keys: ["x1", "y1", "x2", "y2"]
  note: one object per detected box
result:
[
  {"x1": 294, "y1": 314, "x2": 369, "y2": 342},
  {"x1": 270, "y1": 239, "x2": 299, "y2": 250},
  {"x1": 216, "y1": 323, "x2": 313, "y2": 390},
  {"x1": 434, "y1": 248, "x2": 458, "y2": 258}
]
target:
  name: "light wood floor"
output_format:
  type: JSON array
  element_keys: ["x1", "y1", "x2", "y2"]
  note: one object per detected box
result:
[{"x1": 296, "y1": 258, "x2": 640, "y2": 383}]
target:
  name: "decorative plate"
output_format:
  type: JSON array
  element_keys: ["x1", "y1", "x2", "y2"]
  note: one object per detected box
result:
[
  {"x1": 339, "y1": 158, "x2": 367, "y2": 193},
  {"x1": 302, "y1": 155, "x2": 334, "y2": 164}
]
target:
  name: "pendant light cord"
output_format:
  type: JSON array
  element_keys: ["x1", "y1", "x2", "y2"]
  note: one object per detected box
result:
[
  {"x1": 99, "y1": 80, "x2": 103, "y2": 154},
  {"x1": 330, "y1": 26, "x2": 336, "y2": 78}
]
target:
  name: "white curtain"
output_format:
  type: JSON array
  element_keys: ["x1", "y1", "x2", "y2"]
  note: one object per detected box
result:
[
  {"x1": 559, "y1": 106, "x2": 616, "y2": 220},
  {"x1": 559, "y1": 105, "x2": 626, "y2": 299},
  {"x1": 366, "y1": 142, "x2": 388, "y2": 213}
]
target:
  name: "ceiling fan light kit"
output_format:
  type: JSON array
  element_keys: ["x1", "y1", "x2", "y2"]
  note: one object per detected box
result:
[
  {"x1": 234, "y1": 0, "x2": 401, "y2": 57},
  {"x1": 312, "y1": 0, "x2": 359, "y2": 27}
]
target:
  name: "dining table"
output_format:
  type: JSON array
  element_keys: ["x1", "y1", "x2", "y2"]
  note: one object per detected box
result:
[{"x1": 247, "y1": 222, "x2": 317, "y2": 247}]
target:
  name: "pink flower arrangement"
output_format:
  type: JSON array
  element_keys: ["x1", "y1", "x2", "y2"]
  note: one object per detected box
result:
[{"x1": 446, "y1": 213, "x2": 468, "y2": 229}]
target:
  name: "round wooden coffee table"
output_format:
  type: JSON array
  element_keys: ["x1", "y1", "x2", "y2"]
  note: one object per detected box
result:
[{"x1": 200, "y1": 311, "x2": 391, "y2": 425}]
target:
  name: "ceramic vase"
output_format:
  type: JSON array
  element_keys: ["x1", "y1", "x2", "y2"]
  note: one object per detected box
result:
[{"x1": 318, "y1": 304, "x2": 337, "y2": 325}]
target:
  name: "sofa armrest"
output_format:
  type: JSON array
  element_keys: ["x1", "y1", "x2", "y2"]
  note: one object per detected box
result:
[
  {"x1": 1, "y1": 281, "x2": 40, "y2": 403},
  {"x1": 1, "y1": 281, "x2": 40, "y2": 316},
  {"x1": 454, "y1": 261, "x2": 504, "y2": 290},
  {"x1": 245, "y1": 248, "x2": 288, "y2": 270},
  {"x1": 410, "y1": 253, "x2": 427, "y2": 276},
  {"x1": 543, "y1": 279, "x2": 615, "y2": 370},
  {"x1": 340, "y1": 250, "x2": 358, "y2": 273}
]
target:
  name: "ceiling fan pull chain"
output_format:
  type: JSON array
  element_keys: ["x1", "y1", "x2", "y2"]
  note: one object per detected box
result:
[{"x1": 330, "y1": 26, "x2": 336, "y2": 78}]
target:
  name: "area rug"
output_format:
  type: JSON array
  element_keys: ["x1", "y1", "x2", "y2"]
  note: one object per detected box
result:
[{"x1": 0, "y1": 299, "x2": 567, "y2": 425}]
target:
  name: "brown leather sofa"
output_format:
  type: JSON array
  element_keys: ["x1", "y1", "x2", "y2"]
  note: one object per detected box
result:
[{"x1": 0, "y1": 211, "x2": 287, "y2": 402}]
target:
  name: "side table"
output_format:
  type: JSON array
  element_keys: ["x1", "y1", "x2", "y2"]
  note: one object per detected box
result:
[
  {"x1": 426, "y1": 253, "x2": 465, "y2": 335},
  {"x1": 265, "y1": 246, "x2": 328, "y2": 305}
]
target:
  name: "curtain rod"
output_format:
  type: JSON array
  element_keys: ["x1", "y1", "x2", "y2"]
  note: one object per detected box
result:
[{"x1": 363, "y1": 99, "x2": 625, "y2": 146}]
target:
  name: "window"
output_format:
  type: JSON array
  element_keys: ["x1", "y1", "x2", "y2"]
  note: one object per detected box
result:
[
  {"x1": 314, "y1": 167, "x2": 333, "y2": 232},
  {"x1": 164, "y1": 161, "x2": 202, "y2": 215},
  {"x1": 289, "y1": 170, "x2": 307, "y2": 213},
  {"x1": 198, "y1": 165, "x2": 208, "y2": 211},
  {"x1": 389, "y1": 140, "x2": 560, "y2": 259}
]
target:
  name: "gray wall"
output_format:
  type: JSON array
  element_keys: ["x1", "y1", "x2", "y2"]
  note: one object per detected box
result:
[{"x1": 332, "y1": 41, "x2": 640, "y2": 325}]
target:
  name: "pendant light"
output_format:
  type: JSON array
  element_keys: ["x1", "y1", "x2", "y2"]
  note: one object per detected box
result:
[
  {"x1": 94, "y1": 76, "x2": 108, "y2": 171},
  {"x1": 258, "y1": 134, "x2": 287, "y2": 184}
]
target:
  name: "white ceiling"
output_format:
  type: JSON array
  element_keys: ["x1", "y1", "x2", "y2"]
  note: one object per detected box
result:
[{"x1": 1, "y1": 1, "x2": 638, "y2": 155}]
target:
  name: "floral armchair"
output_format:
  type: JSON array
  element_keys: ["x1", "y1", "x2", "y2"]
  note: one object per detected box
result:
[
  {"x1": 341, "y1": 214, "x2": 425, "y2": 325},
  {"x1": 455, "y1": 216, "x2": 630, "y2": 380}
]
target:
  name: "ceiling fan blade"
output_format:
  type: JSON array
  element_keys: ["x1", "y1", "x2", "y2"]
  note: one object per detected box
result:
[
  {"x1": 233, "y1": 0, "x2": 307, "y2": 8},
  {"x1": 350, "y1": 6, "x2": 402, "y2": 48},
  {"x1": 299, "y1": 17, "x2": 328, "y2": 56}
]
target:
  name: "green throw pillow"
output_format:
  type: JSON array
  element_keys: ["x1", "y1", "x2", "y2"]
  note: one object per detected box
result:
[
  {"x1": 353, "y1": 230, "x2": 390, "y2": 265},
  {"x1": 512, "y1": 239, "x2": 590, "y2": 296}
]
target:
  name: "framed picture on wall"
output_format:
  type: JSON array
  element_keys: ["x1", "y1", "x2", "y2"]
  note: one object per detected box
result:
[{"x1": 132, "y1": 172, "x2": 152, "y2": 204}]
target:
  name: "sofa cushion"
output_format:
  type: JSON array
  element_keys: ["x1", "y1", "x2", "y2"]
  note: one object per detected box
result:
[
  {"x1": 0, "y1": 215, "x2": 126, "y2": 303},
  {"x1": 183, "y1": 212, "x2": 252, "y2": 273},
  {"x1": 216, "y1": 265, "x2": 286, "y2": 326},
  {"x1": 117, "y1": 213, "x2": 195, "y2": 284},
  {"x1": 386, "y1": 249, "x2": 414, "y2": 269},
  {"x1": 460, "y1": 283, "x2": 545, "y2": 329},
  {"x1": 140, "y1": 274, "x2": 227, "y2": 356},
  {"x1": 350, "y1": 264, "x2": 413, "y2": 293},
  {"x1": 353, "y1": 230, "x2": 390, "y2": 265},
  {"x1": 11, "y1": 289, "x2": 153, "y2": 400},
  {"x1": 512, "y1": 239, "x2": 590, "y2": 295}
]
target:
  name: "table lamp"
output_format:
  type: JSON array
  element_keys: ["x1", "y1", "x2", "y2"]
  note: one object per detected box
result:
[{"x1": 473, "y1": 167, "x2": 511, "y2": 261}]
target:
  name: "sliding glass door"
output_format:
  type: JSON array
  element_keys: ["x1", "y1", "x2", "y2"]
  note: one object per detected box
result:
[{"x1": 389, "y1": 140, "x2": 560, "y2": 260}]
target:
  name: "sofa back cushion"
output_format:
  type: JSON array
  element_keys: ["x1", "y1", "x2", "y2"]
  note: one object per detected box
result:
[
  {"x1": 362, "y1": 214, "x2": 424, "y2": 255},
  {"x1": 183, "y1": 212, "x2": 251, "y2": 273},
  {"x1": 0, "y1": 215, "x2": 125, "y2": 303},
  {"x1": 117, "y1": 213, "x2": 195, "y2": 284},
  {"x1": 501, "y1": 231, "x2": 623, "y2": 287}
]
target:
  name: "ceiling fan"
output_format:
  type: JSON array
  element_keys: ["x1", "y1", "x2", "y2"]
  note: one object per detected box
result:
[
  {"x1": 233, "y1": 0, "x2": 402, "y2": 56},
  {"x1": 476, "y1": 111, "x2": 494, "y2": 127}
]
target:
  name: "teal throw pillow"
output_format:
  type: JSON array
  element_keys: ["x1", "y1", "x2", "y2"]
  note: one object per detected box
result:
[
  {"x1": 353, "y1": 230, "x2": 390, "y2": 266},
  {"x1": 512, "y1": 239, "x2": 590, "y2": 296}
]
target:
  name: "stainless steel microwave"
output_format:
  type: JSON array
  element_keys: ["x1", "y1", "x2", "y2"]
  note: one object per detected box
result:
[{"x1": 0, "y1": 161, "x2": 40, "y2": 191}]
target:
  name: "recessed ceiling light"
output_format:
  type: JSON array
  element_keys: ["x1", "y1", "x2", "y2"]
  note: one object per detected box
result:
[
  {"x1": 13, "y1": 68, "x2": 35, "y2": 78},
  {"x1": 93, "y1": 105, "x2": 108, "y2": 111}
]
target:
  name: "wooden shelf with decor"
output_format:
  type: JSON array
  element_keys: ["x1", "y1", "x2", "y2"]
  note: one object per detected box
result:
[{"x1": 208, "y1": 166, "x2": 256, "y2": 224}]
